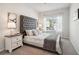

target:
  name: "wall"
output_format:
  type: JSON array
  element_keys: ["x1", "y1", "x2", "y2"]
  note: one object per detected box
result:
[
  {"x1": 70, "y1": 3, "x2": 79, "y2": 54},
  {"x1": 0, "y1": 3, "x2": 38, "y2": 52},
  {"x1": 0, "y1": 3, "x2": 38, "y2": 35},
  {"x1": 38, "y1": 7, "x2": 69, "y2": 38}
]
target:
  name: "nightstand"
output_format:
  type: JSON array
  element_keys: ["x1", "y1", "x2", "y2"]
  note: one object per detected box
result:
[{"x1": 5, "y1": 34, "x2": 23, "y2": 53}]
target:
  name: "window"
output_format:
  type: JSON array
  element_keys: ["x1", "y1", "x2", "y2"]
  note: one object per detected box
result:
[{"x1": 44, "y1": 16, "x2": 62, "y2": 33}]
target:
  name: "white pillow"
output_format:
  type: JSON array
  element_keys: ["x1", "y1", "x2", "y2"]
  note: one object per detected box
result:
[
  {"x1": 25, "y1": 30, "x2": 33, "y2": 36},
  {"x1": 32, "y1": 29, "x2": 39, "y2": 36}
]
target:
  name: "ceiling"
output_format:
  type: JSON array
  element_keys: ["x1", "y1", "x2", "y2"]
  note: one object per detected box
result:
[{"x1": 25, "y1": 3, "x2": 70, "y2": 12}]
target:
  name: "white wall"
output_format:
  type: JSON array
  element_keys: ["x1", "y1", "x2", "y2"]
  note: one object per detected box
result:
[
  {"x1": 0, "y1": 3, "x2": 38, "y2": 35},
  {"x1": 70, "y1": 3, "x2": 79, "y2": 54},
  {"x1": 38, "y1": 7, "x2": 69, "y2": 38},
  {"x1": 0, "y1": 3, "x2": 38, "y2": 52}
]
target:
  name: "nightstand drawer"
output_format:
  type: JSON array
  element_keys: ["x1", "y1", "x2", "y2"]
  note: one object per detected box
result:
[
  {"x1": 11, "y1": 38, "x2": 17, "y2": 43},
  {"x1": 17, "y1": 41, "x2": 22, "y2": 46},
  {"x1": 11, "y1": 37, "x2": 22, "y2": 43}
]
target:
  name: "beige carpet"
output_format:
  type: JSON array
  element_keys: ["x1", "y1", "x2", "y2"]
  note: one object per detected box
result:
[
  {"x1": 62, "y1": 39, "x2": 77, "y2": 55},
  {"x1": 0, "y1": 39, "x2": 77, "y2": 55}
]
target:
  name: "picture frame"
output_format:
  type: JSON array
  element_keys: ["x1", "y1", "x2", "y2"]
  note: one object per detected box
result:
[
  {"x1": 73, "y1": 9, "x2": 79, "y2": 21},
  {"x1": 8, "y1": 12, "x2": 17, "y2": 28},
  {"x1": 8, "y1": 12, "x2": 17, "y2": 23}
]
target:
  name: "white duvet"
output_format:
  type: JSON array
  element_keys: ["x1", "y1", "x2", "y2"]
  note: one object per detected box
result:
[{"x1": 24, "y1": 33, "x2": 50, "y2": 46}]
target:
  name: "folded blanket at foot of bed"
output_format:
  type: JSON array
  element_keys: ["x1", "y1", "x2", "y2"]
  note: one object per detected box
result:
[
  {"x1": 43, "y1": 39, "x2": 56, "y2": 51},
  {"x1": 43, "y1": 34, "x2": 61, "y2": 52}
]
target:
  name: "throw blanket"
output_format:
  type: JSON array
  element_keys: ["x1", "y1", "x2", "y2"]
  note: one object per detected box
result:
[{"x1": 43, "y1": 34, "x2": 58, "y2": 52}]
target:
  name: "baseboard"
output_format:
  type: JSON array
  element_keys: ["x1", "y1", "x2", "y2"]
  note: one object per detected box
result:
[
  {"x1": 69, "y1": 39, "x2": 78, "y2": 54},
  {"x1": 61, "y1": 37, "x2": 69, "y2": 39}
]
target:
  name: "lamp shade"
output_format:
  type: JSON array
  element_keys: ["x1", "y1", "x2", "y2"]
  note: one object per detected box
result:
[
  {"x1": 39, "y1": 24, "x2": 42, "y2": 27},
  {"x1": 8, "y1": 22, "x2": 16, "y2": 29}
]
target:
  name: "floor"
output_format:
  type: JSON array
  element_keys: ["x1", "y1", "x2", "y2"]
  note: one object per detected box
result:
[
  {"x1": 62, "y1": 39, "x2": 77, "y2": 55},
  {"x1": 0, "y1": 39, "x2": 77, "y2": 55}
]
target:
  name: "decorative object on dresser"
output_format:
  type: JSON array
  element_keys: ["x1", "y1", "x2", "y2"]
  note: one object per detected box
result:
[
  {"x1": 8, "y1": 22, "x2": 16, "y2": 35},
  {"x1": 5, "y1": 33, "x2": 23, "y2": 53}
]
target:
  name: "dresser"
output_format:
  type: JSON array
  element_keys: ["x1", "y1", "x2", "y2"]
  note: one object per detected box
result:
[{"x1": 5, "y1": 34, "x2": 23, "y2": 53}]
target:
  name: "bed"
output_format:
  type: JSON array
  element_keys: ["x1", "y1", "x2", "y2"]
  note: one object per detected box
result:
[
  {"x1": 23, "y1": 31, "x2": 62, "y2": 54},
  {"x1": 20, "y1": 15, "x2": 62, "y2": 54}
]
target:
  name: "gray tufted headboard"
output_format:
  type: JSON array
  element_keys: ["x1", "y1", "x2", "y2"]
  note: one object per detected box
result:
[{"x1": 20, "y1": 15, "x2": 37, "y2": 34}]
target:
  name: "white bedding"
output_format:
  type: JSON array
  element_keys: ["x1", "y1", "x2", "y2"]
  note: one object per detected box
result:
[{"x1": 23, "y1": 33, "x2": 50, "y2": 47}]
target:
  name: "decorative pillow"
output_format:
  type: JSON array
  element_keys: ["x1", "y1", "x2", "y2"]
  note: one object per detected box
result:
[
  {"x1": 32, "y1": 29, "x2": 39, "y2": 36},
  {"x1": 25, "y1": 30, "x2": 33, "y2": 36}
]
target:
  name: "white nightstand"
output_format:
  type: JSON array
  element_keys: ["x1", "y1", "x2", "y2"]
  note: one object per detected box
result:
[{"x1": 5, "y1": 34, "x2": 23, "y2": 53}]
